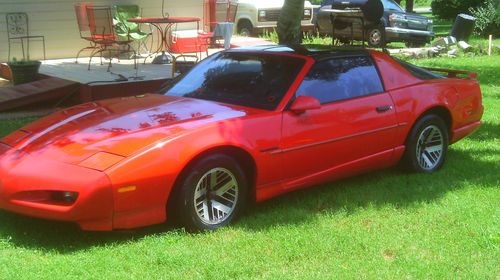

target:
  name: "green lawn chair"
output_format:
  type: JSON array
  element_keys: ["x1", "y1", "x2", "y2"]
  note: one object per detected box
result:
[{"x1": 113, "y1": 5, "x2": 152, "y2": 55}]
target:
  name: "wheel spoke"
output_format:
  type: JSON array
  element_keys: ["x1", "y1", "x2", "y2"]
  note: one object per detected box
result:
[
  {"x1": 211, "y1": 200, "x2": 231, "y2": 217},
  {"x1": 215, "y1": 180, "x2": 235, "y2": 197},
  {"x1": 425, "y1": 145, "x2": 442, "y2": 154}
]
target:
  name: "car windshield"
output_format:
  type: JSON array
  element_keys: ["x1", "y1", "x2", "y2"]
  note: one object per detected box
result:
[
  {"x1": 164, "y1": 52, "x2": 305, "y2": 110},
  {"x1": 383, "y1": 0, "x2": 404, "y2": 12}
]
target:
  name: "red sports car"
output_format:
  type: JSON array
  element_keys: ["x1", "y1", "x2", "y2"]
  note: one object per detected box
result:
[{"x1": 0, "y1": 46, "x2": 483, "y2": 231}]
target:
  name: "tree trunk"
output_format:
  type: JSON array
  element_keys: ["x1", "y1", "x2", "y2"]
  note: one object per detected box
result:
[
  {"x1": 277, "y1": 0, "x2": 305, "y2": 45},
  {"x1": 406, "y1": 0, "x2": 414, "y2": 12}
]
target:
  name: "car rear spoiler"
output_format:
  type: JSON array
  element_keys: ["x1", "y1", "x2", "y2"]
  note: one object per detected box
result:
[{"x1": 423, "y1": 67, "x2": 478, "y2": 79}]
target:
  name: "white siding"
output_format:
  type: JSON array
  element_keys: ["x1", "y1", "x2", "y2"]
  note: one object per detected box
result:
[{"x1": 0, "y1": 0, "x2": 203, "y2": 61}]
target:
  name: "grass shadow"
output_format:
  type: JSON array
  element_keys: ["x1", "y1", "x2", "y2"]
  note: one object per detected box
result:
[
  {"x1": 235, "y1": 145, "x2": 498, "y2": 231},
  {"x1": 0, "y1": 210, "x2": 179, "y2": 253},
  {"x1": 1, "y1": 140, "x2": 496, "y2": 253}
]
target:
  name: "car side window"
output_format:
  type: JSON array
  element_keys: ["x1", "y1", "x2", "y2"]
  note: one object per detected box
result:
[{"x1": 295, "y1": 56, "x2": 384, "y2": 104}]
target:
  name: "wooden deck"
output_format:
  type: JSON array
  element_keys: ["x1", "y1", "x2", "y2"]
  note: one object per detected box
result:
[{"x1": 0, "y1": 57, "x2": 173, "y2": 112}]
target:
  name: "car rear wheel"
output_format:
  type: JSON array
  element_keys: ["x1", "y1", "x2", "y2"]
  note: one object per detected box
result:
[
  {"x1": 176, "y1": 154, "x2": 248, "y2": 231},
  {"x1": 367, "y1": 26, "x2": 385, "y2": 47},
  {"x1": 403, "y1": 114, "x2": 449, "y2": 172}
]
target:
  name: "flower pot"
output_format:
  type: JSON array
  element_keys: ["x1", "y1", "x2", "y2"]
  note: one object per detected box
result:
[{"x1": 7, "y1": 61, "x2": 41, "y2": 85}]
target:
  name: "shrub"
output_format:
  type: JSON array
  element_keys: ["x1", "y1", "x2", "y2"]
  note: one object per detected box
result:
[
  {"x1": 469, "y1": 0, "x2": 500, "y2": 36},
  {"x1": 431, "y1": 0, "x2": 483, "y2": 19}
]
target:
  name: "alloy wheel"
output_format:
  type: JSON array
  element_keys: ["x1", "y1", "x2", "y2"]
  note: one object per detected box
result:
[
  {"x1": 369, "y1": 29, "x2": 382, "y2": 46},
  {"x1": 193, "y1": 167, "x2": 239, "y2": 225},
  {"x1": 415, "y1": 125, "x2": 444, "y2": 171}
]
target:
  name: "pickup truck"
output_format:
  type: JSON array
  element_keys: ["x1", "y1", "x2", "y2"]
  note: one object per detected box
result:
[
  {"x1": 235, "y1": 0, "x2": 315, "y2": 36},
  {"x1": 315, "y1": 0, "x2": 434, "y2": 47}
]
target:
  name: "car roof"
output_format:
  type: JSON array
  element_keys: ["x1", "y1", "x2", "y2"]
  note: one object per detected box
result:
[{"x1": 226, "y1": 44, "x2": 370, "y2": 58}]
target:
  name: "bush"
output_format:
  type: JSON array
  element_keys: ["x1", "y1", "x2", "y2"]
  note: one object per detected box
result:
[
  {"x1": 469, "y1": 0, "x2": 500, "y2": 36},
  {"x1": 431, "y1": 0, "x2": 483, "y2": 19}
]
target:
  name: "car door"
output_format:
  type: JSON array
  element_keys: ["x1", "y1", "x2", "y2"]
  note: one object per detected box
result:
[{"x1": 280, "y1": 55, "x2": 398, "y2": 186}]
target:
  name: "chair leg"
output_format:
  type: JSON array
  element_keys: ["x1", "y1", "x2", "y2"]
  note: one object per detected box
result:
[
  {"x1": 75, "y1": 46, "x2": 94, "y2": 63},
  {"x1": 21, "y1": 38, "x2": 26, "y2": 60},
  {"x1": 42, "y1": 37, "x2": 46, "y2": 60},
  {"x1": 8, "y1": 40, "x2": 11, "y2": 62},
  {"x1": 107, "y1": 49, "x2": 113, "y2": 72}
]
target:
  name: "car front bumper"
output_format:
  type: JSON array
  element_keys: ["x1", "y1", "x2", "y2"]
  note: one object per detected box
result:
[
  {"x1": 0, "y1": 147, "x2": 114, "y2": 231},
  {"x1": 385, "y1": 27, "x2": 434, "y2": 42},
  {"x1": 254, "y1": 23, "x2": 315, "y2": 34}
]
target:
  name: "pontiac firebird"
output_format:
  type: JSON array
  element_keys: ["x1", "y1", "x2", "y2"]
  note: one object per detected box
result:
[{"x1": 0, "y1": 46, "x2": 483, "y2": 231}]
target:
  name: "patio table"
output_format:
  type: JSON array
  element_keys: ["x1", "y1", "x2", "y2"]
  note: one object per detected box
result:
[{"x1": 128, "y1": 16, "x2": 200, "y2": 64}]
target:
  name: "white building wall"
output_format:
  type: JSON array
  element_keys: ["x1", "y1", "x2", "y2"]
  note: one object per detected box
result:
[{"x1": 0, "y1": 0, "x2": 203, "y2": 61}]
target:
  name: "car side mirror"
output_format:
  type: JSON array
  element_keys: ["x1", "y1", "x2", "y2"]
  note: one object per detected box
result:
[{"x1": 290, "y1": 96, "x2": 321, "y2": 114}]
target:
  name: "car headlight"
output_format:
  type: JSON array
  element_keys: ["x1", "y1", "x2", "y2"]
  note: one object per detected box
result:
[
  {"x1": 303, "y1": 9, "x2": 312, "y2": 19},
  {"x1": 258, "y1": 10, "x2": 266, "y2": 21},
  {"x1": 12, "y1": 190, "x2": 79, "y2": 206},
  {"x1": 78, "y1": 152, "x2": 125, "y2": 171},
  {"x1": 389, "y1": 13, "x2": 406, "y2": 27}
]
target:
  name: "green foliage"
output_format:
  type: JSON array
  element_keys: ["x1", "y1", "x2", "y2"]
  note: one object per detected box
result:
[
  {"x1": 8, "y1": 57, "x2": 41, "y2": 65},
  {"x1": 261, "y1": 30, "x2": 333, "y2": 45},
  {"x1": 469, "y1": 0, "x2": 500, "y2": 37},
  {"x1": 431, "y1": 0, "x2": 483, "y2": 19}
]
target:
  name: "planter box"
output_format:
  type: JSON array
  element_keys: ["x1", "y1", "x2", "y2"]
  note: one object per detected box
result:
[{"x1": 8, "y1": 61, "x2": 41, "y2": 85}]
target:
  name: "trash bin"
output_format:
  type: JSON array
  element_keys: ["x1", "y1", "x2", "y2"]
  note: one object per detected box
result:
[{"x1": 450, "y1": 13, "x2": 476, "y2": 42}]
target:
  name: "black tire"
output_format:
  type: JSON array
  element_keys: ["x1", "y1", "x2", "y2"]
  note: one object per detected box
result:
[
  {"x1": 367, "y1": 26, "x2": 385, "y2": 47},
  {"x1": 176, "y1": 154, "x2": 248, "y2": 232},
  {"x1": 237, "y1": 20, "x2": 253, "y2": 37},
  {"x1": 402, "y1": 114, "x2": 449, "y2": 173}
]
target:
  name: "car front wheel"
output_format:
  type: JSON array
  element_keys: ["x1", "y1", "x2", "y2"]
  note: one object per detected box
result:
[
  {"x1": 237, "y1": 20, "x2": 253, "y2": 37},
  {"x1": 176, "y1": 154, "x2": 248, "y2": 231},
  {"x1": 403, "y1": 114, "x2": 449, "y2": 172},
  {"x1": 367, "y1": 26, "x2": 385, "y2": 47}
]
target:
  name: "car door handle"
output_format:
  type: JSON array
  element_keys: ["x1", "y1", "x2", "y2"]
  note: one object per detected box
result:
[{"x1": 376, "y1": 105, "x2": 393, "y2": 113}]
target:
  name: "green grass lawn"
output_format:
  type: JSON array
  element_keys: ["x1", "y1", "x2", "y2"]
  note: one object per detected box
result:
[{"x1": 0, "y1": 55, "x2": 499, "y2": 279}]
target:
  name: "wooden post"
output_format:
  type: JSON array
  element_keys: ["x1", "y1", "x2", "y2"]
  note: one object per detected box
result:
[{"x1": 488, "y1": 35, "x2": 493, "y2": 56}]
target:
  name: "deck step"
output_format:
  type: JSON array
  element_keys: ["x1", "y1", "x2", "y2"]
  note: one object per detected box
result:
[{"x1": 0, "y1": 77, "x2": 79, "y2": 112}]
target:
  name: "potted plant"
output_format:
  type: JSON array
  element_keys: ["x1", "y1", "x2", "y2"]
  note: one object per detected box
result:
[{"x1": 7, "y1": 57, "x2": 42, "y2": 85}]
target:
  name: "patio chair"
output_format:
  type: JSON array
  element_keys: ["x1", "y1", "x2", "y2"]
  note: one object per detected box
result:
[
  {"x1": 6, "y1": 12, "x2": 46, "y2": 61},
  {"x1": 74, "y1": 2, "x2": 102, "y2": 63},
  {"x1": 86, "y1": 5, "x2": 137, "y2": 71},
  {"x1": 112, "y1": 5, "x2": 153, "y2": 57}
]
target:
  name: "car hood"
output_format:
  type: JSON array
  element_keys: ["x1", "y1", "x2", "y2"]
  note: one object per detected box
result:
[{"x1": 1, "y1": 94, "x2": 254, "y2": 165}]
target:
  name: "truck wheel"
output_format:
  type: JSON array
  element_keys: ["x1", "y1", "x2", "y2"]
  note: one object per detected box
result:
[
  {"x1": 367, "y1": 26, "x2": 385, "y2": 47},
  {"x1": 238, "y1": 20, "x2": 253, "y2": 37}
]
